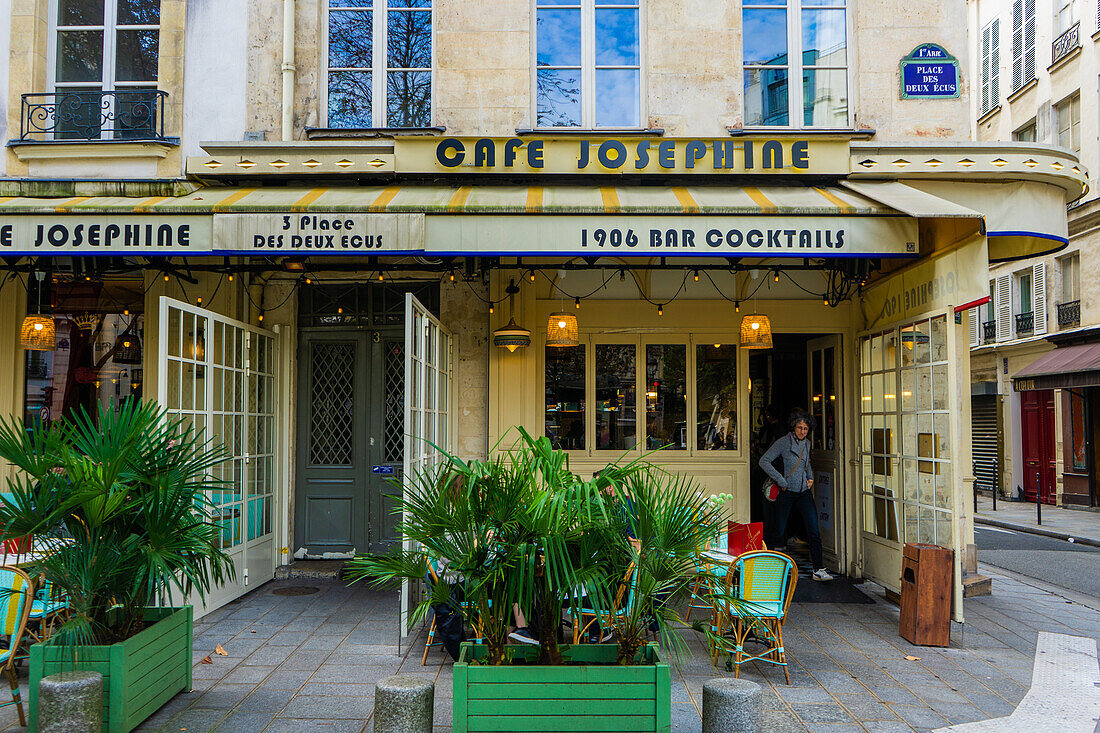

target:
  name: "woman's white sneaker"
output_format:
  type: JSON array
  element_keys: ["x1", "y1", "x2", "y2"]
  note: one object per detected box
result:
[{"x1": 812, "y1": 569, "x2": 836, "y2": 582}]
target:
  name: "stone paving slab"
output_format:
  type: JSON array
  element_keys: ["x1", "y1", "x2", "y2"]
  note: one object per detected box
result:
[{"x1": 0, "y1": 565, "x2": 1098, "y2": 732}]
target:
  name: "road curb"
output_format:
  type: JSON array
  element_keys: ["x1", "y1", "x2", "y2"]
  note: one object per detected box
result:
[{"x1": 976, "y1": 516, "x2": 1100, "y2": 549}]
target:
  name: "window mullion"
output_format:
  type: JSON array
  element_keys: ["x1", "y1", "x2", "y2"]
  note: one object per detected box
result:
[
  {"x1": 583, "y1": 0, "x2": 595, "y2": 128},
  {"x1": 103, "y1": 0, "x2": 118, "y2": 140},
  {"x1": 789, "y1": 0, "x2": 803, "y2": 128},
  {"x1": 375, "y1": 3, "x2": 386, "y2": 126}
]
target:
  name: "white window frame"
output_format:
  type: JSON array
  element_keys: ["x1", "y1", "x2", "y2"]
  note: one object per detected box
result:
[
  {"x1": 1055, "y1": 0, "x2": 1075, "y2": 35},
  {"x1": 1055, "y1": 93, "x2": 1081, "y2": 153},
  {"x1": 742, "y1": 0, "x2": 852, "y2": 129},
  {"x1": 47, "y1": 0, "x2": 160, "y2": 139},
  {"x1": 980, "y1": 19, "x2": 1000, "y2": 115},
  {"x1": 1011, "y1": 0, "x2": 1035, "y2": 92},
  {"x1": 531, "y1": 0, "x2": 646, "y2": 130},
  {"x1": 1012, "y1": 119, "x2": 1037, "y2": 141},
  {"x1": 1015, "y1": 269, "x2": 1033, "y2": 315},
  {"x1": 1060, "y1": 252, "x2": 1081, "y2": 302},
  {"x1": 323, "y1": 1, "x2": 435, "y2": 129}
]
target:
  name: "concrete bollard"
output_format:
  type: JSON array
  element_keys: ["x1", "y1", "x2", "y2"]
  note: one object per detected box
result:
[
  {"x1": 703, "y1": 677, "x2": 762, "y2": 733},
  {"x1": 374, "y1": 674, "x2": 434, "y2": 733},
  {"x1": 38, "y1": 670, "x2": 103, "y2": 733}
]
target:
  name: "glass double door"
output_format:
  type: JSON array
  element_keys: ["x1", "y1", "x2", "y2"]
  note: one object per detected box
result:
[{"x1": 295, "y1": 330, "x2": 405, "y2": 556}]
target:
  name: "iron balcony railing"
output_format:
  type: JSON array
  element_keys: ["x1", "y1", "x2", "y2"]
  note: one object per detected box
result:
[
  {"x1": 1015, "y1": 311, "x2": 1034, "y2": 335},
  {"x1": 1053, "y1": 22, "x2": 1080, "y2": 64},
  {"x1": 19, "y1": 90, "x2": 169, "y2": 142},
  {"x1": 982, "y1": 321, "x2": 996, "y2": 343},
  {"x1": 1057, "y1": 300, "x2": 1081, "y2": 327}
]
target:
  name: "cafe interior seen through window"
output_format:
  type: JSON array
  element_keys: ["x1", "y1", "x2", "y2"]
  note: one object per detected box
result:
[
  {"x1": 545, "y1": 339, "x2": 737, "y2": 453},
  {"x1": 24, "y1": 273, "x2": 145, "y2": 427}
]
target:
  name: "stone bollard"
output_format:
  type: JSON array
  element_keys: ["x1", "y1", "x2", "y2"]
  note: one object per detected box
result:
[
  {"x1": 38, "y1": 670, "x2": 103, "y2": 733},
  {"x1": 374, "y1": 674, "x2": 434, "y2": 733},
  {"x1": 703, "y1": 677, "x2": 762, "y2": 733}
]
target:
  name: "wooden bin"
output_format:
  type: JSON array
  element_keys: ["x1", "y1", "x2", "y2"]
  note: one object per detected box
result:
[
  {"x1": 899, "y1": 543, "x2": 952, "y2": 647},
  {"x1": 454, "y1": 642, "x2": 671, "y2": 733}
]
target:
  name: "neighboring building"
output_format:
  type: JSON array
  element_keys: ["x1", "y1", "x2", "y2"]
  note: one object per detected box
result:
[
  {"x1": 0, "y1": 0, "x2": 1082, "y2": 622},
  {"x1": 968, "y1": 0, "x2": 1097, "y2": 511}
]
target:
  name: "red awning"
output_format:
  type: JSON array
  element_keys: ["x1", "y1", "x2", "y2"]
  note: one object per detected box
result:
[{"x1": 1013, "y1": 343, "x2": 1100, "y2": 391}]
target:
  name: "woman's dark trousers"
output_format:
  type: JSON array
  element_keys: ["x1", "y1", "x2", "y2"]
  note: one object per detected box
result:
[{"x1": 771, "y1": 490, "x2": 825, "y2": 570}]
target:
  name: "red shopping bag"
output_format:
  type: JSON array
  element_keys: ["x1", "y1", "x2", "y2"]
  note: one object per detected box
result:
[{"x1": 727, "y1": 521, "x2": 765, "y2": 556}]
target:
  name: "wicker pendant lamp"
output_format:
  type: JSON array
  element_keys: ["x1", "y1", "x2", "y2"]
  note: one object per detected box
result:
[
  {"x1": 547, "y1": 312, "x2": 579, "y2": 347},
  {"x1": 492, "y1": 280, "x2": 531, "y2": 352},
  {"x1": 20, "y1": 271, "x2": 54, "y2": 351},
  {"x1": 740, "y1": 313, "x2": 773, "y2": 350}
]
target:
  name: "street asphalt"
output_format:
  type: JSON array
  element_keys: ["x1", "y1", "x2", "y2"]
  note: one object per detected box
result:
[{"x1": 975, "y1": 524, "x2": 1100, "y2": 598}]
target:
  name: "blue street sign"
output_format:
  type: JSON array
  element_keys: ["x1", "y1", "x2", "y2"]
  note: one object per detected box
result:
[
  {"x1": 899, "y1": 44, "x2": 960, "y2": 99},
  {"x1": 372, "y1": 465, "x2": 395, "y2": 475}
]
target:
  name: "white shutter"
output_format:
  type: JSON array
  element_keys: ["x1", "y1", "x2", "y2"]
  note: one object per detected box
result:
[
  {"x1": 991, "y1": 18, "x2": 1000, "y2": 104},
  {"x1": 1032, "y1": 262, "x2": 1047, "y2": 335},
  {"x1": 996, "y1": 274, "x2": 1012, "y2": 341},
  {"x1": 981, "y1": 25, "x2": 991, "y2": 112},
  {"x1": 1012, "y1": 0, "x2": 1024, "y2": 90},
  {"x1": 1024, "y1": 0, "x2": 1035, "y2": 82},
  {"x1": 969, "y1": 308, "x2": 981, "y2": 347}
]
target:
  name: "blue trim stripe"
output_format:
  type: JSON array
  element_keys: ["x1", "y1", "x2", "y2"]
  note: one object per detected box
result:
[{"x1": 987, "y1": 230, "x2": 1069, "y2": 244}]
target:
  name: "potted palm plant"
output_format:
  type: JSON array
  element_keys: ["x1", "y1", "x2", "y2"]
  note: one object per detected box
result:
[
  {"x1": 0, "y1": 402, "x2": 235, "y2": 733},
  {"x1": 347, "y1": 429, "x2": 724, "y2": 733}
]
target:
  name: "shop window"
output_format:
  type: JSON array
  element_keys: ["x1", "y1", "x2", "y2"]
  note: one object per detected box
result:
[
  {"x1": 743, "y1": 0, "x2": 848, "y2": 128},
  {"x1": 24, "y1": 275, "x2": 145, "y2": 427},
  {"x1": 326, "y1": 0, "x2": 432, "y2": 128},
  {"x1": 545, "y1": 344, "x2": 586, "y2": 450},
  {"x1": 1011, "y1": 0, "x2": 1035, "y2": 91},
  {"x1": 50, "y1": 0, "x2": 161, "y2": 140},
  {"x1": 696, "y1": 344, "x2": 737, "y2": 451},
  {"x1": 534, "y1": 0, "x2": 641, "y2": 128},
  {"x1": 645, "y1": 345, "x2": 686, "y2": 450},
  {"x1": 980, "y1": 19, "x2": 999, "y2": 115},
  {"x1": 1070, "y1": 391, "x2": 1087, "y2": 471},
  {"x1": 1012, "y1": 120, "x2": 1036, "y2": 142},
  {"x1": 595, "y1": 344, "x2": 637, "y2": 450},
  {"x1": 859, "y1": 315, "x2": 953, "y2": 546},
  {"x1": 1055, "y1": 93, "x2": 1081, "y2": 153}
]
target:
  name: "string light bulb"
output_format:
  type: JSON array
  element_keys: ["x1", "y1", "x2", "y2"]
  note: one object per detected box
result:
[
  {"x1": 773, "y1": 271, "x2": 780, "y2": 283},
  {"x1": 824, "y1": 296, "x2": 830, "y2": 306},
  {"x1": 449, "y1": 271, "x2": 455, "y2": 282},
  {"x1": 619, "y1": 270, "x2": 626, "y2": 282},
  {"x1": 228, "y1": 273, "x2": 234, "y2": 282},
  {"x1": 574, "y1": 297, "x2": 580, "y2": 310},
  {"x1": 489, "y1": 304, "x2": 495, "y2": 314},
  {"x1": 378, "y1": 271, "x2": 384, "y2": 282},
  {"x1": 529, "y1": 271, "x2": 536, "y2": 282},
  {"x1": 657, "y1": 304, "x2": 664, "y2": 316},
  {"x1": 123, "y1": 309, "x2": 129, "y2": 316},
  {"x1": 258, "y1": 311, "x2": 265, "y2": 322},
  {"x1": 163, "y1": 274, "x2": 170, "y2": 282},
  {"x1": 735, "y1": 301, "x2": 740, "y2": 313},
  {"x1": 196, "y1": 297, "x2": 202, "y2": 306},
  {"x1": 694, "y1": 270, "x2": 700, "y2": 282}
]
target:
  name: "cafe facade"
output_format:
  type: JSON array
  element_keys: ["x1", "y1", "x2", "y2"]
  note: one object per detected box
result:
[{"x1": 0, "y1": 0, "x2": 1084, "y2": 625}]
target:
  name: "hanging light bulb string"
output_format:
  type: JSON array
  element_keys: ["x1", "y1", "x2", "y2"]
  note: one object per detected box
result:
[
  {"x1": 775, "y1": 267, "x2": 860, "y2": 307},
  {"x1": 534, "y1": 267, "x2": 620, "y2": 303},
  {"x1": 699, "y1": 269, "x2": 768, "y2": 305},
  {"x1": 242, "y1": 276, "x2": 299, "y2": 320}
]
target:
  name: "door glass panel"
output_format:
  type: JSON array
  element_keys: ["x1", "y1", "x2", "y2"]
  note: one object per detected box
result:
[
  {"x1": 546, "y1": 344, "x2": 586, "y2": 450},
  {"x1": 309, "y1": 342, "x2": 356, "y2": 465},
  {"x1": 596, "y1": 344, "x2": 636, "y2": 450},
  {"x1": 384, "y1": 341, "x2": 406, "y2": 462},
  {"x1": 645, "y1": 345, "x2": 686, "y2": 450},
  {"x1": 696, "y1": 344, "x2": 737, "y2": 451}
]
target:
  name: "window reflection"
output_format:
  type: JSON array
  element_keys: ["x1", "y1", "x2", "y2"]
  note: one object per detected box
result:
[
  {"x1": 646, "y1": 345, "x2": 686, "y2": 450},
  {"x1": 696, "y1": 345, "x2": 737, "y2": 451},
  {"x1": 545, "y1": 345, "x2": 585, "y2": 450},
  {"x1": 596, "y1": 344, "x2": 636, "y2": 450}
]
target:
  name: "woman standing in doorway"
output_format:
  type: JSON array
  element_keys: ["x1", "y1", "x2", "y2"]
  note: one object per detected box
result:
[{"x1": 759, "y1": 411, "x2": 836, "y2": 582}]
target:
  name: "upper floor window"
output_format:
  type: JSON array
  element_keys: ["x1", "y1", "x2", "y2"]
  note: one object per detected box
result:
[
  {"x1": 1013, "y1": 120, "x2": 1036, "y2": 141},
  {"x1": 1016, "y1": 270, "x2": 1033, "y2": 314},
  {"x1": 1011, "y1": 0, "x2": 1035, "y2": 91},
  {"x1": 980, "y1": 19, "x2": 999, "y2": 115},
  {"x1": 534, "y1": 0, "x2": 641, "y2": 129},
  {"x1": 743, "y1": 0, "x2": 848, "y2": 128},
  {"x1": 1055, "y1": 0, "x2": 1075, "y2": 34},
  {"x1": 326, "y1": 0, "x2": 432, "y2": 129},
  {"x1": 50, "y1": 0, "x2": 160, "y2": 139},
  {"x1": 1055, "y1": 93, "x2": 1081, "y2": 153},
  {"x1": 1061, "y1": 252, "x2": 1080, "y2": 302}
]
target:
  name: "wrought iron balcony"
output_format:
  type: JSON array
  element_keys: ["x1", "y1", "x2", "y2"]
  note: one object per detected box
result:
[
  {"x1": 18, "y1": 90, "x2": 169, "y2": 142},
  {"x1": 1015, "y1": 311, "x2": 1034, "y2": 335},
  {"x1": 1057, "y1": 300, "x2": 1080, "y2": 328},
  {"x1": 1053, "y1": 22, "x2": 1080, "y2": 64},
  {"x1": 982, "y1": 321, "x2": 996, "y2": 343}
]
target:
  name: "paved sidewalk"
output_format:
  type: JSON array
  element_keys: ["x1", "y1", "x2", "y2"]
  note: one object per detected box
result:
[
  {"x1": 0, "y1": 565, "x2": 1097, "y2": 732},
  {"x1": 976, "y1": 493, "x2": 1100, "y2": 546}
]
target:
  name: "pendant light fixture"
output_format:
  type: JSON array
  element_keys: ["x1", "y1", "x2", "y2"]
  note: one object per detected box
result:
[
  {"x1": 20, "y1": 270, "x2": 55, "y2": 352},
  {"x1": 739, "y1": 288, "x2": 772, "y2": 350},
  {"x1": 546, "y1": 270, "x2": 579, "y2": 347},
  {"x1": 492, "y1": 279, "x2": 531, "y2": 352}
]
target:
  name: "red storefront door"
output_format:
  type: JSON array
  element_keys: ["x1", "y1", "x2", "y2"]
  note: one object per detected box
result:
[{"x1": 1021, "y1": 389, "x2": 1056, "y2": 505}]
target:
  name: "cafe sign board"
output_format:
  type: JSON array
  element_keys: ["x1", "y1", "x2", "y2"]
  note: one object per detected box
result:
[
  {"x1": 899, "y1": 44, "x2": 960, "y2": 99},
  {"x1": 394, "y1": 137, "x2": 852, "y2": 176}
]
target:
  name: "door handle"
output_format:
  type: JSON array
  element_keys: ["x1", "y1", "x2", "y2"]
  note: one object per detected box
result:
[{"x1": 370, "y1": 436, "x2": 375, "y2": 446}]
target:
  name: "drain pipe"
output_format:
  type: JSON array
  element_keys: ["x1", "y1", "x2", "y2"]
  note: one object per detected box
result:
[{"x1": 281, "y1": 0, "x2": 296, "y2": 141}]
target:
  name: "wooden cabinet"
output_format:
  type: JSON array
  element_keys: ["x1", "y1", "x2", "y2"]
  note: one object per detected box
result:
[{"x1": 899, "y1": 543, "x2": 953, "y2": 647}]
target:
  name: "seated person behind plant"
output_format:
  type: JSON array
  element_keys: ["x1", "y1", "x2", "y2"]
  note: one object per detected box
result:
[{"x1": 427, "y1": 556, "x2": 468, "y2": 661}]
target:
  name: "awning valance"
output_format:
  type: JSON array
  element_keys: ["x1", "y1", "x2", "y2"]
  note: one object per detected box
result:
[{"x1": 1013, "y1": 343, "x2": 1100, "y2": 391}]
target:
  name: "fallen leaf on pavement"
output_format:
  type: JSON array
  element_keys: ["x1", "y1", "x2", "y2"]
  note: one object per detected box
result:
[
  {"x1": 250, "y1": 629, "x2": 257, "y2": 634},
  {"x1": 200, "y1": 655, "x2": 213, "y2": 664},
  {"x1": 904, "y1": 655, "x2": 922, "y2": 661},
  {"x1": 215, "y1": 644, "x2": 228, "y2": 656}
]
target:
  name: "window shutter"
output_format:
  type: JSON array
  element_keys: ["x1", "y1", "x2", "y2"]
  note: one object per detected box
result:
[
  {"x1": 996, "y1": 274, "x2": 1012, "y2": 341},
  {"x1": 991, "y1": 19, "x2": 1000, "y2": 104},
  {"x1": 969, "y1": 308, "x2": 981, "y2": 347},
  {"x1": 981, "y1": 26, "x2": 991, "y2": 112},
  {"x1": 1024, "y1": 0, "x2": 1036, "y2": 82},
  {"x1": 1012, "y1": 0, "x2": 1024, "y2": 90},
  {"x1": 1032, "y1": 262, "x2": 1047, "y2": 335}
]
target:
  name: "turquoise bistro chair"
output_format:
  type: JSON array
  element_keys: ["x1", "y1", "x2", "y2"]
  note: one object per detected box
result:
[
  {"x1": 0, "y1": 567, "x2": 34, "y2": 726},
  {"x1": 26, "y1": 579, "x2": 69, "y2": 644},
  {"x1": 717, "y1": 550, "x2": 797, "y2": 685}
]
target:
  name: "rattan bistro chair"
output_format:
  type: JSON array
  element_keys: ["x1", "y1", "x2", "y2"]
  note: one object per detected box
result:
[{"x1": 0, "y1": 567, "x2": 34, "y2": 726}]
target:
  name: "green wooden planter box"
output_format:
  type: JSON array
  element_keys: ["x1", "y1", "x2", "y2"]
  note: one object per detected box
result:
[
  {"x1": 454, "y1": 642, "x2": 671, "y2": 733},
  {"x1": 27, "y1": 606, "x2": 194, "y2": 733}
]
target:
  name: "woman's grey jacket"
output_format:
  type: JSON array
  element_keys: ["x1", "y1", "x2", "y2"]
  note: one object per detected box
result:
[{"x1": 759, "y1": 433, "x2": 814, "y2": 493}]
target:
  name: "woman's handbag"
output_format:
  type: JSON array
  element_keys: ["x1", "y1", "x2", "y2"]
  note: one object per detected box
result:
[{"x1": 761, "y1": 441, "x2": 807, "y2": 502}]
